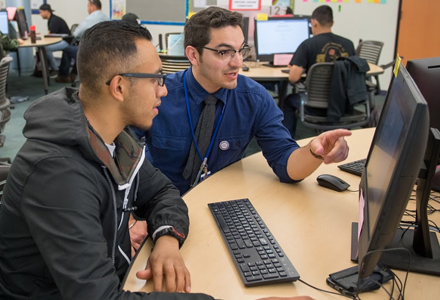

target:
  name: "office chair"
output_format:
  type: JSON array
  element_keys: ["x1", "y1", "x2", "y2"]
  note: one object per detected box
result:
[
  {"x1": 160, "y1": 54, "x2": 190, "y2": 74},
  {"x1": 0, "y1": 56, "x2": 13, "y2": 155},
  {"x1": 356, "y1": 40, "x2": 384, "y2": 95},
  {"x1": 296, "y1": 62, "x2": 370, "y2": 132}
]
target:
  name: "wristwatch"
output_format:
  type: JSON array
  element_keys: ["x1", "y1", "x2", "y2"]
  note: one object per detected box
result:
[{"x1": 153, "y1": 226, "x2": 186, "y2": 247}]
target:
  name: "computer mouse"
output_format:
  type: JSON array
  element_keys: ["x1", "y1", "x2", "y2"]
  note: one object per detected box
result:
[
  {"x1": 242, "y1": 66, "x2": 249, "y2": 71},
  {"x1": 316, "y1": 174, "x2": 350, "y2": 192}
]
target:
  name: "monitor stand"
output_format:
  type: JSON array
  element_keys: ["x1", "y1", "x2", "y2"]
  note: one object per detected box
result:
[{"x1": 351, "y1": 222, "x2": 440, "y2": 276}]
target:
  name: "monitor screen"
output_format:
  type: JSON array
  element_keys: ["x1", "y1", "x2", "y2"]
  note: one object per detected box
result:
[
  {"x1": 254, "y1": 16, "x2": 310, "y2": 65},
  {"x1": 357, "y1": 63, "x2": 430, "y2": 282},
  {"x1": 406, "y1": 57, "x2": 440, "y2": 131},
  {"x1": 242, "y1": 17, "x2": 249, "y2": 44},
  {"x1": 0, "y1": 11, "x2": 8, "y2": 35},
  {"x1": 15, "y1": 8, "x2": 29, "y2": 39}
]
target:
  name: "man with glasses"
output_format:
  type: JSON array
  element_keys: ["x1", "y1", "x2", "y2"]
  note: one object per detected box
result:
[{"x1": 137, "y1": 6, "x2": 351, "y2": 197}]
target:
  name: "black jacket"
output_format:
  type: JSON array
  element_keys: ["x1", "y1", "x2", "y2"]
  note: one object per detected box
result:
[
  {"x1": 328, "y1": 56, "x2": 370, "y2": 121},
  {"x1": 0, "y1": 88, "x2": 213, "y2": 300}
]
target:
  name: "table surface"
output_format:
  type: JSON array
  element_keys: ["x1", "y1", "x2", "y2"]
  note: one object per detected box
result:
[
  {"x1": 123, "y1": 128, "x2": 439, "y2": 299},
  {"x1": 18, "y1": 36, "x2": 62, "y2": 48},
  {"x1": 240, "y1": 62, "x2": 383, "y2": 80}
]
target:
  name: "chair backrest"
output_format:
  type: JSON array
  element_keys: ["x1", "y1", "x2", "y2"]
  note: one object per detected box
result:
[
  {"x1": 356, "y1": 40, "x2": 384, "y2": 65},
  {"x1": 69, "y1": 24, "x2": 79, "y2": 46},
  {"x1": 0, "y1": 56, "x2": 12, "y2": 110},
  {"x1": 299, "y1": 61, "x2": 371, "y2": 130},
  {"x1": 160, "y1": 54, "x2": 191, "y2": 74},
  {"x1": 304, "y1": 62, "x2": 334, "y2": 109}
]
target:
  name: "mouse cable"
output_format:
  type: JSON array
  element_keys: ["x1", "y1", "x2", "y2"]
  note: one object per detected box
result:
[
  {"x1": 347, "y1": 189, "x2": 359, "y2": 193},
  {"x1": 298, "y1": 278, "x2": 359, "y2": 300}
]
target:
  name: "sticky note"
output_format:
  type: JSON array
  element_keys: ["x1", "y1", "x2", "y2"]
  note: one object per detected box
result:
[
  {"x1": 187, "y1": 12, "x2": 196, "y2": 19},
  {"x1": 256, "y1": 13, "x2": 268, "y2": 21},
  {"x1": 394, "y1": 54, "x2": 402, "y2": 77}
]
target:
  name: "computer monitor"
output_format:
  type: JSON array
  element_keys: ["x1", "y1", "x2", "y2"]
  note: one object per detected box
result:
[
  {"x1": 0, "y1": 10, "x2": 8, "y2": 35},
  {"x1": 356, "y1": 63, "x2": 439, "y2": 282},
  {"x1": 15, "y1": 8, "x2": 29, "y2": 39},
  {"x1": 242, "y1": 17, "x2": 249, "y2": 44},
  {"x1": 407, "y1": 57, "x2": 440, "y2": 131},
  {"x1": 329, "y1": 63, "x2": 437, "y2": 295},
  {"x1": 253, "y1": 16, "x2": 310, "y2": 66}
]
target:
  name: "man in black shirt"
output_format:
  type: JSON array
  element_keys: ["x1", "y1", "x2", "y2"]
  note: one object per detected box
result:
[
  {"x1": 39, "y1": 4, "x2": 70, "y2": 74},
  {"x1": 282, "y1": 5, "x2": 356, "y2": 138}
]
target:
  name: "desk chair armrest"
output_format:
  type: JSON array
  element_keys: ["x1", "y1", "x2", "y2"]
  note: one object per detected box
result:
[{"x1": 293, "y1": 81, "x2": 306, "y2": 93}]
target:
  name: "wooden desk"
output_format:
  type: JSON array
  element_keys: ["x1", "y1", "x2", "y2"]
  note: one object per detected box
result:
[
  {"x1": 19, "y1": 37, "x2": 62, "y2": 95},
  {"x1": 240, "y1": 63, "x2": 384, "y2": 109},
  {"x1": 124, "y1": 129, "x2": 438, "y2": 299}
]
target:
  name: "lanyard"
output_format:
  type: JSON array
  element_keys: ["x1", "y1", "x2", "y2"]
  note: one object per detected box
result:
[{"x1": 183, "y1": 70, "x2": 225, "y2": 182}]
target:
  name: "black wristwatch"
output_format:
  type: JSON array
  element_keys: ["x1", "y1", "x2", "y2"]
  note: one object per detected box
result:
[{"x1": 153, "y1": 226, "x2": 186, "y2": 247}]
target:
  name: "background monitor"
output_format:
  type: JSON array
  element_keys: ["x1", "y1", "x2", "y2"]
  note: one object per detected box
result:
[
  {"x1": 15, "y1": 8, "x2": 29, "y2": 40},
  {"x1": 356, "y1": 62, "x2": 437, "y2": 285},
  {"x1": 253, "y1": 16, "x2": 310, "y2": 66},
  {"x1": 242, "y1": 17, "x2": 249, "y2": 44},
  {"x1": 0, "y1": 10, "x2": 8, "y2": 35},
  {"x1": 406, "y1": 57, "x2": 440, "y2": 131}
]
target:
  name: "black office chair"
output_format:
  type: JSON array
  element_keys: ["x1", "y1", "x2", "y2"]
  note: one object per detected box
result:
[
  {"x1": 356, "y1": 40, "x2": 384, "y2": 95},
  {"x1": 296, "y1": 62, "x2": 371, "y2": 132},
  {"x1": 160, "y1": 54, "x2": 190, "y2": 74},
  {"x1": 0, "y1": 56, "x2": 13, "y2": 159}
]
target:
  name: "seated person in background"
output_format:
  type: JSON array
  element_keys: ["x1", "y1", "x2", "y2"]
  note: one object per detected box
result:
[
  {"x1": 39, "y1": 3, "x2": 71, "y2": 75},
  {"x1": 282, "y1": 5, "x2": 356, "y2": 138},
  {"x1": 55, "y1": 0, "x2": 109, "y2": 83},
  {"x1": 0, "y1": 20, "x2": 314, "y2": 300},
  {"x1": 121, "y1": 12, "x2": 141, "y2": 24}
]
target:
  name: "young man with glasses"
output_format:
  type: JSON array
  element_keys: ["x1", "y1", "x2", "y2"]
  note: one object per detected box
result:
[{"x1": 137, "y1": 6, "x2": 351, "y2": 197}]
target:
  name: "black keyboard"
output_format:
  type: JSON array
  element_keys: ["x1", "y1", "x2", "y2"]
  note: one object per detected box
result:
[
  {"x1": 338, "y1": 158, "x2": 366, "y2": 176},
  {"x1": 208, "y1": 198, "x2": 300, "y2": 287}
]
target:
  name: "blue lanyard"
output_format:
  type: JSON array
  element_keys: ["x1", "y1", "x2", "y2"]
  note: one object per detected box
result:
[{"x1": 183, "y1": 70, "x2": 225, "y2": 163}]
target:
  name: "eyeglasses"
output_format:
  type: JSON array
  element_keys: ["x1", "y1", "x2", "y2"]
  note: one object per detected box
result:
[
  {"x1": 105, "y1": 73, "x2": 167, "y2": 86},
  {"x1": 202, "y1": 45, "x2": 251, "y2": 61}
]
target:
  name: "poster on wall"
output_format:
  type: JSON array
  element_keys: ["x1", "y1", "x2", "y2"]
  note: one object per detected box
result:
[
  {"x1": 112, "y1": 0, "x2": 127, "y2": 20},
  {"x1": 31, "y1": 0, "x2": 45, "y2": 14},
  {"x1": 229, "y1": 0, "x2": 261, "y2": 11}
]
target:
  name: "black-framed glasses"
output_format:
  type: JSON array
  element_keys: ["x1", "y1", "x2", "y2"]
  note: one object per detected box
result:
[
  {"x1": 202, "y1": 45, "x2": 251, "y2": 61},
  {"x1": 105, "y1": 73, "x2": 167, "y2": 86}
]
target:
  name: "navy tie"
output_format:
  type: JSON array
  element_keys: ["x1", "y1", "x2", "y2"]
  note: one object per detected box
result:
[{"x1": 183, "y1": 95, "x2": 218, "y2": 185}]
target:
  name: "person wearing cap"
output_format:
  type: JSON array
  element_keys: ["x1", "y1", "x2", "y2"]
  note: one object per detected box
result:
[
  {"x1": 39, "y1": 3, "x2": 70, "y2": 75},
  {"x1": 121, "y1": 12, "x2": 140, "y2": 25}
]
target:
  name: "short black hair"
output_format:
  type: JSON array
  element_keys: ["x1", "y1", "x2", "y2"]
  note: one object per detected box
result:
[
  {"x1": 184, "y1": 6, "x2": 243, "y2": 53},
  {"x1": 311, "y1": 5, "x2": 333, "y2": 27},
  {"x1": 89, "y1": 0, "x2": 102, "y2": 10},
  {"x1": 77, "y1": 21, "x2": 152, "y2": 96}
]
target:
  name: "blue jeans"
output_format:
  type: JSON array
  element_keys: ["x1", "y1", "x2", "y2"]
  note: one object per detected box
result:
[
  {"x1": 45, "y1": 40, "x2": 69, "y2": 71},
  {"x1": 58, "y1": 45, "x2": 78, "y2": 77},
  {"x1": 282, "y1": 93, "x2": 327, "y2": 138}
]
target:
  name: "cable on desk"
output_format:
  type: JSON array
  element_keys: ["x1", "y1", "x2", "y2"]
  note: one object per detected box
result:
[{"x1": 298, "y1": 278, "x2": 358, "y2": 299}]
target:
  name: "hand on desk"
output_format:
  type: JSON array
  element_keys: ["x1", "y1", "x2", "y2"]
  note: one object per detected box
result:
[
  {"x1": 311, "y1": 129, "x2": 351, "y2": 164},
  {"x1": 136, "y1": 235, "x2": 191, "y2": 293}
]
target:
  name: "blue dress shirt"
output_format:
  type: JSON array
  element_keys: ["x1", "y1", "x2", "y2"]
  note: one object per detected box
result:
[
  {"x1": 143, "y1": 68, "x2": 300, "y2": 194},
  {"x1": 73, "y1": 10, "x2": 109, "y2": 40}
]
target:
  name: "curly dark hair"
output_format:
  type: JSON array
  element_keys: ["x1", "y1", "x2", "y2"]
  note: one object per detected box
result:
[{"x1": 184, "y1": 6, "x2": 243, "y2": 54}]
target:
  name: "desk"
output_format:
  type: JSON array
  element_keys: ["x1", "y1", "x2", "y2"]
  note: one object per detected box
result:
[
  {"x1": 124, "y1": 128, "x2": 439, "y2": 299},
  {"x1": 241, "y1": 62, "x2": 384, "y2": 109},
  {"x1": 19, "y1": 37, "x2": 62, "y2": 95}
]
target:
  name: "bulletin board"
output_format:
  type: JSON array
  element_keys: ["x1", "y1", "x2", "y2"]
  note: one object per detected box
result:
[{"x1": 118, "y1": 0, "x2": 189, "y2": 25}]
